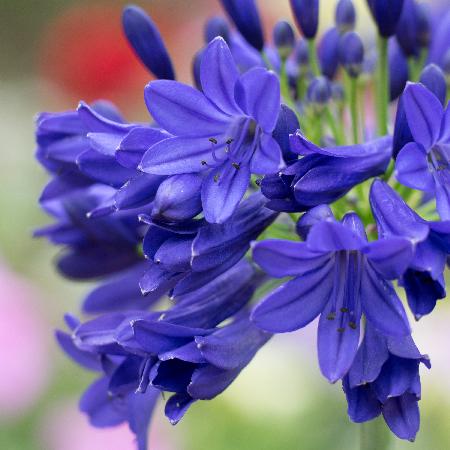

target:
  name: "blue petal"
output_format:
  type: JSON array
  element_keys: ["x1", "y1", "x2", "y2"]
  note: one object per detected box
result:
[
  {"x1": 360, "y1": 265, "x2": 411, "y2": 337},
  {"x1": 200, "y1": 37, "x2": 241, "y2": 115},
  {"x1": 188, "y1": 365, "x2": 240, "y2": 400},
  {"x1": 140, "y1": 136, "x2": 227, "y2": 175},
  {"x1": 250, "y1": 134, "x2": 285, "y2": 174},
  {"x1": 252, "y1": 239, "x2": 331, "y2": 277},
  {"x1": 201, "y1": 161, "x2": 251, "y2": 223},
  {"x1": 77, "y1": 101, "x2": 132, "y2": 134},
  {"x1": 251, "y1": 260, "x2": 334, "y2": 333},
  {"x1": 402, "y1": 82, "x2": 443, "y2": 148},
  {"x1": 234, "y1": 68, "x2": 280, "y2": 133},
  {"x1": 145, "y1": 81, "x2": 230, "y2": 137},
  {"x1": 382, "y1": 393, "x2": 420, "y2": 441},
  {"x1": 165, "y1": 393, "x2": 196, "y2": 425},
  {"x1": 343, "y1": 380, "x2": 382, "y2": 423},
  {"x1": 87, "y1": 132, "x2": 125, "y2": 156}
]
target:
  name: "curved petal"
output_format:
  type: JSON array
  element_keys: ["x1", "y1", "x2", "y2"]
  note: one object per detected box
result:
[
  {"x1": 439, "y1": 105, "x2": 450, "y2": 144},
  {"x1": 200, "y1": 37, "x2": 241, "y2": 115},
  {"x1": 382, "y1": 394, "x2": 420, "y2": 442},
  {"x1": 201, "y1": 162, "x2": 251, "y2": 223},
  {"x1": 140, "y1": 136, "x2": 227, "y2": 175},
  {"x1": 364, "y1": 237, "x2": 414, "y2": 280},
  {"x1": 250, "y1": 134, "x2": 285, "y2": 174},
  {"x1": 252, "y1": 239, "x2": 330, "y2": 277},
  {"x1": 145, "y1": 80, "x2": 230, "y2": 137},
  {"x1": 251, "y1": 260, "x2": 334, "y2": 333},
  {"x1": 361, "y1": 265, "x2": 411, "y2": 337},
  {"x1": 395, "y1": 142, "x2": 434, "y2": 192},
  {"x1": 402, "y1": 82, "x2": 443, "y2": 149},
  {"x1": 234, "y1": 67, "x2": 280, "y2": 133}
]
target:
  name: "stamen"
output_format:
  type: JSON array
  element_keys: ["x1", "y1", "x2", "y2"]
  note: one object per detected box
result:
[
  {"x1": 209, "y1": 137, "x2": 218, "y2": 144},
  {"x1": 348, "y1": 322, "x2": 357, "y2": 330},
  {"x1": 340, "y1": 307, "x2": 349, "y2": 313},
  {"x1": 327, "y1": 312, "x2": 336, "y2": 320},
  {"x1": 214, "y1": 174, "x2": 220, "y2": 182},
  {"x1": 337, "y1": 327, "x2": 345, "y2": 333},
  {"x1": 201, "y1": 160, "x2": 207, "y2": 166},
  {"x1": 232, "y1": 162, "x2": 240, "y2": 170},
  {"x1": 226, "y1": 138, "x2": 234, "y2": 145}
]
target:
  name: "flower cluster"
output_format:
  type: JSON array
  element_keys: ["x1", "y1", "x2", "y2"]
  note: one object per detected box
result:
[{"x1": 35, "y1": 1, "x2": 450, "y2": 448}]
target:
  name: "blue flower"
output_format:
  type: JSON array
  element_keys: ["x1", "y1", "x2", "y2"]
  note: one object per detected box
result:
[
  {"x1": 251, "y1": 210, "x2": 413, "y2": 383},
  {"x1": 395, "y1": 82, "x2": 450, "y2": 220},
  {"x1": 290, "y1": 0, "x2": 319, "y2": 39},
  {"x1": 343, "y1": 322, "x2": 430, "y2": 442},
  {"x1": 139, "y1": 37, "x2": 284, "y2": 223},
  {"x1": 366, "y1": 0, "x2": 405, "y2": 38},
  {"x1": 370, "y1": 179, "x2": 450, "y2": 318},
  {"x1": 262, "y1": 133, "x2": 392, "y2": 212}
]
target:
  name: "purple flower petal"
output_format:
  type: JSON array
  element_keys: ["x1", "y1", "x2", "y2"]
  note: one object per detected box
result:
[
  {"x1": 234, "y1": 67, "x2": 280, "y2": 133},
  {"x1": 361, "y1": 265, "x2": 411, "y2": 337},
  {"x1": 140, "y1": 136, "x2": 227, "y2": 175},
  {"x1": 145, "y1": 80, "x2": 230, "y2": 137},
  {"x1": 165, "y1": 393, "x2": 196, "y2": 425},
  {"x1": 395, "y1": 142, "x2": 434, "y2": 192},
  {"x1": 200, "y1": 37, "x2": 241, "y2": 115},
  {"x1": 382, "y1": 393, "x2": 420, "y2": 441},
  {"x1": 251, "y1": 260, "x2": 334, "y2": 333},
  {"x1": 252, "y1": 239, "x2": 331, "y2": 277},
  {"x1": 402, "y1": 82, "x2": 443, "y2": 149},
  {"x1": 250, "y1": 134, "x2": 285, "y2": 174},
  {"x1": 201, "y1": 162, "x2": 251, "y2": 223}
]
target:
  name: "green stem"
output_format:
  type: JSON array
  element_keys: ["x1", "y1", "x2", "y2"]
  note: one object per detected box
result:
[
  {"x1": 360, "y1": 418, "x2": 391, "y2": 450},
  {"x1": 307, "y1": 38, "x2": 320, "y2": 76},
  {"x1": 324, "y1": 107, "x2": 345, "y2": 145},
  {"x1": 296, "y1": 74, "x2": 306, "y2": 102},
  {"x1": 349, "y1": 76, "x2": 359, "y2": 144},
  {"x1": 376, "y1": 36, "x2": 389, "y2": 136},
  {"x1": 358, "y1": 81, "x2": 367, "y2": 142}
]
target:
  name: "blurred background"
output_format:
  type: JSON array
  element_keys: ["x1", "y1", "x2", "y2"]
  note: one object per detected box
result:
[{"x1": 0, "y1": 0, "x2": 449, "y2": 449}]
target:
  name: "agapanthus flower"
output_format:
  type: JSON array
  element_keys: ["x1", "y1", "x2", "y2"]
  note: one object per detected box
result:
[
  {"x1": 140, "y1": 37, "x2": 284, "y2": 223},
  {"x1": 395, "y1": 82, "x2": 450, "y2": 220},
  {"x1": 262, "y1": 133, "x2": 391, "y2": 212},
  {"x1": 343, "y1": 322, "x2": 430, "y2": 442},
  {"x1": 251, "y1": 209, "x2": 413, "y2": 383},
  {"x1": 370, "y1": 179, "x2": 450, "y2": 318}
]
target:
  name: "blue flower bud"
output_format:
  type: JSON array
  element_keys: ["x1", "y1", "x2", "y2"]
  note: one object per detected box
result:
[
  {"x1": 415, "y1": 4, "x2": 431, "y2": 48},
  {"x1": 331, "y1": 82, "x2": 345, "y2": 103},
  {"x1": 152, "y1": 174, "x2": 203, "y2": 222},
  {"x1": 273, "y1": 21, "x2": 296, "y2": 59},
  {"x1": 395, "y1": 0, "x2": 419, "y2": 57},
  {"x1": 290, "y1": 0, "x2": 319, "y2": 39},
  {"x1": 220, "y1": 0, "x2": 264, "y2": 50},
  {"x1": 318, "y1": 27, "x2": 340, "y2": 80},
  {"x1": 389, "y1": 40, "x2": 408, "y2": 101},
  {"x1": 335, "y1": 0, "x2": 356, "y2": 33},
  {"x1": 366, "y1": 0, "x2": 405, "y2": 38},
  {"x1": 294, "y1": 38, "x2": 310, "y2": 68},
  {"x1": 204, "y1": 16, "x2": 230, "y2": 43},
  {"x1": 419, "y1": 64, "x2": 447, "y2": 106},
  {"x1": 307, "y1": 76, "x2": 331, "y2": 110},
  {"x1": 338, "y1": 31, "x2": 364, "y2": 78},
  {"x1": 122, "y1": 5, "x2": 175, "y2": 80}
]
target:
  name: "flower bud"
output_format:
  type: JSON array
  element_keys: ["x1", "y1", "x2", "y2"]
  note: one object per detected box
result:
[
  {"x1": 338, "y1": 31, "x2": 364, "y2": 78},
  {"x1": 220, "y1": 0, "x2": 264, "y2": 50},
  {"x1": 192, "y1": 50, "x2": 203, "y2": 91},
  {"x1": 419, "y1": 64, "x2": 447, "y2": 106},
  {"x1": 122, "y1": 5, "x2": 175, "y2": 80},
  {"x1": 335, "y1": 0, "x2": 356, "y2": 33},
  {"x1": 366, "y1": 0, "x2": 405, "y2": 38},
  {"x1": 318, "y1": 27, "x2": 340, "y2": 80},
  {"x1": 416, "y1": 4, "x2": 431, "y2": 48},
  {"x1": 152, "y1": 174, "x2": 203, "y2": 222},
  {"x1": 290, "y1": 0, "x2": 319, "y2": 39},
  {"x1": 204, "y1": 16, "x2": 230, "y2": 43},
  {"x1": 294, "y1": 39, "x2": 309, "y2": 69},
  {"x1": 307, "y1": 76, "x2": 331, "y2": 111},
  {"x1": 389, "y1": 40, "x2": 408, "y2": 101},
  {"x1": 331, "y1": 82, "x2": 345, "y2": 104},
  {"x1": 273, "y1": 21, "x2": 296, "y2": 60},
  {"x1": 395, "y1": 0, "x2": 419, "y2": 57}
]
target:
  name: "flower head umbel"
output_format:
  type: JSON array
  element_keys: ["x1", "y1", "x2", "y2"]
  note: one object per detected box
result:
[
  {"x1": 140, "y1": 37, "x2": 284, "y2": 223},
  {"x1": 395, "y1": 82, "x2": 450, "y2": 220},
  {"x1": 34, "y1": 1, "x2": 450, "y2": 448},
  {"x1": 251, "y1": 208, "x2": 413, "y2": 383}
]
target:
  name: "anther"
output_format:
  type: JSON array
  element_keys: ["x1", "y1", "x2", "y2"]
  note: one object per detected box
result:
[
  {"x1": 337, "y1": 327, "x2": 345, "y2": 333},
  {"x1": 340, "y1": 307, "x2": 349, "y2": 313},
  {"x1": 327, "y1": 312, "x2": 336, "y2": 320},
  {"x1": 255, "y1": 178, "x2": 262, "y2": 186},
  {"x1": 214, "y1": 174, "x2": 220, "y2": 182},
  {"x1": 209, "y1": 137, "x2": 218, "y2": 144},
  {"x1": 226, "y1": 138, "x2": 234, "y2": 145},
  {"x1": 201, "y1": 160, "x2": 207, "y2": 165},
  {"x1": 232, "y1": 162, "x2": 240, "y2": 170},
  {"x1": 348, "y1": 322, "x2": 357, "y2": 330}
]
